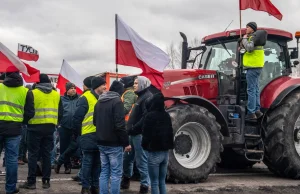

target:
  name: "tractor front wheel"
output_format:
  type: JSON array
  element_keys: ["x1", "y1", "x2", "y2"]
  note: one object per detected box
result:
[
  {"x1": 263, "y1": 90, "x2": 300, "y2": 178},
  {"x1": 166, "y1": 104, "x2": 223, "y2": 183}
]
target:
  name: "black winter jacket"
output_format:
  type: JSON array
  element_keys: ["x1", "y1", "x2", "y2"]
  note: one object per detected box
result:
[
  {"x1": 94, "y1": 91, "x2": 129, "y2": 147},
  {"x1": 60, "y1": 93, "x2": 79, "y2": 130},
  {"x1": 0, "y1": 73, "x2": 35, "y2": 136},
  {"x1": 142, "y1": 93, "x2": 174, "y2": 152},
  {"x1": 127, "y1": 88, "x2": 153, "y2": 136}
]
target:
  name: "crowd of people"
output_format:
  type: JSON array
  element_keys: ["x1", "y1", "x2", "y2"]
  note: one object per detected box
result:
[{"x1": 0, "y1": 72, "x2": 174, "y2": 194}]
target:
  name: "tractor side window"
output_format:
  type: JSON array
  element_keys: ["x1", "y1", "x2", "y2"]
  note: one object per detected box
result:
[{"x1": 259, "y1": 41, "x2": 286, "y2": 91}]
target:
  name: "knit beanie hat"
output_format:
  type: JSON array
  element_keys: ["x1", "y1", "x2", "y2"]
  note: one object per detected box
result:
[
  {"x1": 91, "y1": 76, "x2": 106, "y2": 90},
  {"x1": 246, "y1": 22, "x2": 257, "y2": 32},
  {"x1": 120, "y1": 76, "x2": 135, "y2": 88},
  {"x1": 39, "y1": 73, "x2": 51, "y2": 83},
  {"x1": 109, "y1": 80, "x2": 125, "y2": 96},
  {"x1": 66, "y1": 82, "x2": 75, "y2": 91},
  {"x1": 83, "y1": 76, "x2": 94, "y2": 89}
]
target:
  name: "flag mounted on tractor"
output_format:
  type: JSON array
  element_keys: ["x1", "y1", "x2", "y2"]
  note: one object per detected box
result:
[
  {"x1": 17, "y1": 43, "x2": 39, "y2": 61},
  {"x1": 239, "y1": 0, "x2": 283, "y2": 20},
  {"x1": 115, "y1": 14, "x2": 170, "y2": 90}
]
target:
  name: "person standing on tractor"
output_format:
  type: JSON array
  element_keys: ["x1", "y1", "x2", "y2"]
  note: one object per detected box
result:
[{"x1": 241, "y1": 22, "x2": 264, "y2": 120}]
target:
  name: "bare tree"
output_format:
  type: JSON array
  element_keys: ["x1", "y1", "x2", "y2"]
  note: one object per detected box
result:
[{"x1": 166, "y1": 37, "x2": 203, "y2": 69}]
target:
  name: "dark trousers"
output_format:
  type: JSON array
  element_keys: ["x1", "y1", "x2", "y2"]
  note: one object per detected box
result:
[
  {"x1": 19, "y1": 126, "x2": 27, "y2": 159},
  {"x1": 81, "y1": 150, "x2": 100, "y2": 189},
  {"x1": 58, "y1": 126, "x2": 72, "y2": 168},
  {"x1": 57, "y1": 138, "x2": 79, "y2": 166},
  {"x1": 27, "y1": 130, "x2": 54, "y2": 184}
]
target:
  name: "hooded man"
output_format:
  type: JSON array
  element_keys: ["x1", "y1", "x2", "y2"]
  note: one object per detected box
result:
[
  {"x1": 72, "y1": 76, "x2": 103, "y2": 194},
  {"x1": 241, "y1": 22, "x2": 264, "y2": 120},
  {"x1": 0, "y1": 72, "x2": 34, "y2": 194},
  {"x1": 120, "y1": 76, "x2": 137, "y2": 123},
  {"x1": 94, "y1": 80, "x2": 131, "y2": 194},
  {"x1": 57, "y1": 82, "x2": 80, "y2": 174},
  {"x1": 121, "y1": 76, "x2": 152, "y2": 193},
  {"x1": 21, "y1": 73, "x2": 62, "y2": 190}
]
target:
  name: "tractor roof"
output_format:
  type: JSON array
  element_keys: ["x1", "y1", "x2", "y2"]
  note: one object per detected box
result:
[{"x1": 202, "y1": 28, "x2": 293, "y2": 44}]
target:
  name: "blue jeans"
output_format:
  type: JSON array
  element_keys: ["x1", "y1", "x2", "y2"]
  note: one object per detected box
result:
[
  {"x1": 0, "y1": 135, "x2": 21, "y2": 193},
  {"x1": 123, "y1": 135, "x2": 149, "y2": 187},
  {"x1": 246, "y1": 68, "x2": 262, "y2": 114},
  {"x1": 98, "y1": 146, "x2": 123, "y2": 194},
  {"x1": 148, "y1": 151, "x2": 169, "y2": 194},
  {"x1": 51, "y1": 129, "x2": 58, "y2": 165},
  {"x1": 81, "y1": 150, "x2": 100, "y2": 189}
]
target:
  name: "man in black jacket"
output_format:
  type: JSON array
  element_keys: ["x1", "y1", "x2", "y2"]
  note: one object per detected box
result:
[
  {"x1": 57, "y1": 82, "x2": 79, "y2": 174},
  {"x1": 122, "y1": 76, "x2": 152, "y2": 193},
  {"x1": 0, "y1": 72, "x2": 35, "y2": 194},
  {"x1": 95, "y1": 80, "x2": 131, "y2": 194}
]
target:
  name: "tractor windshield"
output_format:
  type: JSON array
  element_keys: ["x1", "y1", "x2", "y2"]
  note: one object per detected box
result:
[{"x1": 201, "y1": 40, "x2": 287, "y2": 90}]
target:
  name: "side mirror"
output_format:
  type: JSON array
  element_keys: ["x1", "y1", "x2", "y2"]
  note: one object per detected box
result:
[
  {"x1": 293, "y1": 60, "x2": 300, "y2": 66},
  {"x1": 291, "y1": 49, "x2": 299, "y2": 59},
  {"x1": 264, "y1": 50, "x2": 272, "y2": 56}
]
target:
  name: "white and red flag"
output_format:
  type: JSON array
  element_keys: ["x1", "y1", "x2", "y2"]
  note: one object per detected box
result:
[
  {"x1": 115, "y1": 14, "x2": 170, "y2": 90},
  {"x1": 56, "y1": 60, "x2": 83, "y2": 95},
  {"x1": 18, "y1": 43, "x2": 39, "y2": 61}
]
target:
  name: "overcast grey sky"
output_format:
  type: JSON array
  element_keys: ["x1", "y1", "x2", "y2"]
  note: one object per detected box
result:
[{"x1": 0, "y1": 0, "x2": 299, "y2": 77}]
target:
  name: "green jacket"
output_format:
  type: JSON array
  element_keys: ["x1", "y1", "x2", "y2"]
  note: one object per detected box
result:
[{"x1": 122, "y1": 88, "x2": 137, "y2": 115}]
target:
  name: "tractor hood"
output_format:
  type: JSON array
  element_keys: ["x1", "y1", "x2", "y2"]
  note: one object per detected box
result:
[{"x1": 162, "y1": 69, "x2": 219, "y2": 104}]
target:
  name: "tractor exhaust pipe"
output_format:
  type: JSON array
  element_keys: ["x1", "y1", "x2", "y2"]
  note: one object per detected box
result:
[{"x1": 180, "y1": 32, "x2": 188, "y2": 69}]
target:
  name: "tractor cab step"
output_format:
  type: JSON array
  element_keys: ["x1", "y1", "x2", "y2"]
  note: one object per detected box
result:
[
  {"x1": 244, "y1": 149, "x2": 264, "y2": 154},
  {"x1": 244, "y1": 134, "x2": 261, "y2": 139},
  {"x1": 244, "y1": 149, "x2": 264, "y2": 162}
]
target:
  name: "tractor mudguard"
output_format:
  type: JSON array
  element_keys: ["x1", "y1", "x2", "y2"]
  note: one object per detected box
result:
[
  {"x1": 260, "y1": 76, "x2": 300, "y2": 109},
  {"x1": 165, "y1": 95, "x2": 229, "y2": 136}
]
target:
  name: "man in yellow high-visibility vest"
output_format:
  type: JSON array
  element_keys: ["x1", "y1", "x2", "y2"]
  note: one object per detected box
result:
[
  {"x1": 20, "y1": 74, "x2": 62, "y2": 190},
  {"x1": 0, "y1": 72, "x2": 35, "y2": 194},
  {"x1": 241, "y1": 22, "x2": 264, "y2": 120}
]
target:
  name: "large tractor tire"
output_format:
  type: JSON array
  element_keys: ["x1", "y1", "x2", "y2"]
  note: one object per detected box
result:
[
  {"x1": 218, "y1": 148, "x2": 256, "y2": 169},
  {"x1": 263, "y1": 90, "x2": 300, "y2": 179},
  {"x1": 166, "y1": 104, "x2": 223, "y2": 183}
]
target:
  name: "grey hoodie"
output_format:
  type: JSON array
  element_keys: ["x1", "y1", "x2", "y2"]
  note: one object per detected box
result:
[
  {"x1": 137, "y1": 76, "x2": 151, "y2": 93},
  {"x1": 35, "y1": 83, "x2": 53, "y2": 94},
  {"x1": 99, "y1": 91, "x2": 120, "y2": 102}
]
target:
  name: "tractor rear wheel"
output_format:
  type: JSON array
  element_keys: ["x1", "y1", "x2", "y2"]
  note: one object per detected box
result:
[
  {"x1": 166, "y1": 104, "x2": 223, "y2": 183},
  {"x1": 218, "y1": 148, "x2": 256, "y2": 169},
  {"x1": 263, "y1": 90, "x2": 300, "y2": 178}
]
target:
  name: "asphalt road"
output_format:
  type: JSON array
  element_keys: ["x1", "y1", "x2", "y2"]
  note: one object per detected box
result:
[{"x1": 1, "y1": 162, "x2": 300, "y2": 193}]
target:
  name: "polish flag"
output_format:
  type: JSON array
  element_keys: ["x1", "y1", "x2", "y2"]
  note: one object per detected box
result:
[
  {"x1": 18, "y1": 43, "x2": 39, "y2": 62},
  {"x1": 22, "y1": 63, "x2": 40, "y2": 83},
  {"x1": 115, "y1": 14, "x2": 170, "y2": 90},
  {"x1": 56, "y1": 60, "x2": 83, "y2": 95},
  {"x1": 0, "y1": 42, "x2": 29, "y2": 75}
]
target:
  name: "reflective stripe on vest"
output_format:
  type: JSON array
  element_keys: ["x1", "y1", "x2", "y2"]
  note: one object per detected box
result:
[
  {"x1": 121, "y1": 90, "x2": 136, "y2": 122},
  {"x1": 28, "y1": 89, "x2": 60, "y2": 125},
  {"x1": 0, "y1": 84, "x2": 28, "y2": 122},
  {"x1": 243, "y1": 36, "x2": 265, "y2": 68},
  {"x1": 81, "y1": 91, "x2": 97, "y2": 135}
]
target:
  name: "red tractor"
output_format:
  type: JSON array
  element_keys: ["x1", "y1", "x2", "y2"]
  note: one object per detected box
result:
[{"x1": 162, "y1": 28, "x2": 300, "y2": 183}]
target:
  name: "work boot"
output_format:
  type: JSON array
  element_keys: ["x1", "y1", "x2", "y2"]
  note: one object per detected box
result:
[
  {"x1": 64, "y1": 166, "x2": 71, "y2": 174},
  {"x1": 22, "y1": 157, "x2": 28, "y2": 163},
  {"x1": 255, "y1": 111, "x2": 263, "y2": 119},
  {"x1": 54, "y1": 162, "x2": 61, "y2": 174},
  {"x1": 71, "y1": 175, "x2": 81, "y2": 182},
  {"x1": 245, "y1": 113, "x2": 257, "y2": 120},
  {"x1": 19, "y1": 181, "x2": 36, "y2": 190},
  {"x1": 81, "y1": 188, "x2": 91, "y2": 194},
  {"x1": 6, "y1": 187, "x2": 19, "y2": 194},
  {"x1": 90, "y1": 186, "x2": 99, "y2": 194},
  {"x1": 139, "y1": 185, "x2": 149, "y2": 194},
  {"x1": 18, "y1": 159, "x2": 25, "y2": 165},
  {"x1": 42, "y1": 180, "x2": 50, "y2": 189},
  {"x1": 120, "y1": 176, "x2": 130, "y2": 189}
]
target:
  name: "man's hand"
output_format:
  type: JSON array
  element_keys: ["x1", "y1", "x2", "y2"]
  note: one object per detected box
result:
[{"x1": 124, "y1": 145, "x2": 132, "y2": 152}]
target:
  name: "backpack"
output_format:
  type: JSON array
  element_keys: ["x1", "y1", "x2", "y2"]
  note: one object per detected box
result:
[{"x1": 252, "y1": 30, "x2": 268, "y2": 46}]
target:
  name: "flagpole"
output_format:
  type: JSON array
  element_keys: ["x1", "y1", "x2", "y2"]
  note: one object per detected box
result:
[
  {"x1": 115, "y1": 14, "x2": 119, "y2": 81},
  {"x1": 239, "y1": 0, "x2": 242, "y2": 38}
]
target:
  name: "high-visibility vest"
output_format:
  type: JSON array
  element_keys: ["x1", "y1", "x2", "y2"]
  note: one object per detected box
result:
[
  {"x1": 121, "y1": 89, "x2": 136, "y2": 122},
  {"x1": 28, "y1": 89, "x2": 60, "y2": 125},
  {"x1": 81, "y1": 91, "x2": 97, "y2": 135},
  {"x1": 243, "y1": 36, "x2": 265, "y2": 68},
  {"x1": 0, "y1": 84, "x2": 28, "y2": 122}
]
